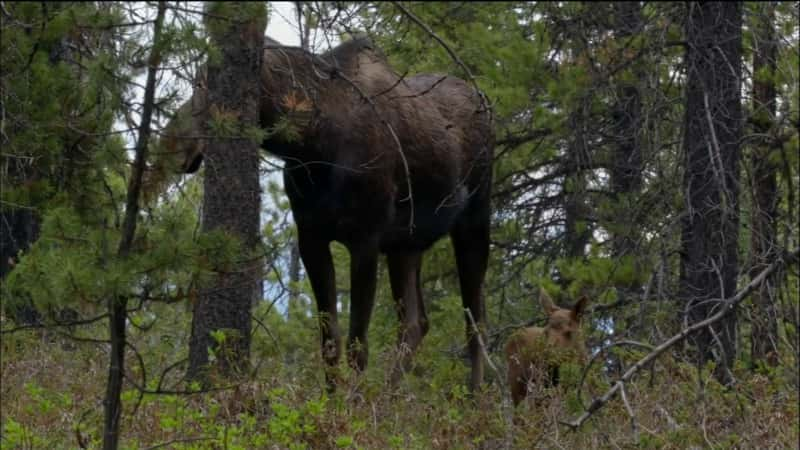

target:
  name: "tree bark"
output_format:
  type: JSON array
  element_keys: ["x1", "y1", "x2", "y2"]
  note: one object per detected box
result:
[
  {"x1": 607, "y1": 1, "x2": 645, "y2": 362},
  {"x1": 187, "y1": 2, "x2": 266, "y2": 383},
  {"x1": 749, "y1": 1, "x2": 780, "y2": 369},
  {"x1": 679, "y1": 1, "x2": 743, "y2": 385}
]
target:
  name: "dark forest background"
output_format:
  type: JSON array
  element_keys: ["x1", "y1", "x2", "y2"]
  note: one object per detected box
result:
[{"x1": 1, "y1": 2, "x2": 798, "y2": 449}]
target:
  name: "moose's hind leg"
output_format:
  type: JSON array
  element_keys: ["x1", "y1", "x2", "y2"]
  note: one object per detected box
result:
[
  {"x1": 387, "y1": 251, "x2": 427, "y2": 385},
  {"x1": 451, "y1": 211, "x2": 490, "y2": 393},
  {"x1": 346, "y1": 243, "x2": 379, "y2": 372}
]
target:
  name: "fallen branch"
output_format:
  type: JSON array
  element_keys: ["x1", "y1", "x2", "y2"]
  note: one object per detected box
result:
[
  {"x1": 576, "y1": 340, "x2": 654, "y2": 410},
  {"x1": 561, "y1": 248, "x2": 799, "y2": 430}
]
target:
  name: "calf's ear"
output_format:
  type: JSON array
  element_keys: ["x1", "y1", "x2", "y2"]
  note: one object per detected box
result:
[
  {"x1": 571, "y1": 295, "x2": 589, "y2": 321},
  {"x1": 539, "y1": 288, "x2": 558, "y2": 315}
]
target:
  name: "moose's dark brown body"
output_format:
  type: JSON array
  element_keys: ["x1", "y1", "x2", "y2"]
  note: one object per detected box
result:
[{"x1": 166, "y1": 37, "x2": 493, "y2": 390}]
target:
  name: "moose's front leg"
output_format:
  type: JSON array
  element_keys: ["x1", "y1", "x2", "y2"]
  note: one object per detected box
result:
[
  {"x1": 298, "y1": 231, "x2": 340, "y2": 392},
  {"x1": 346, "y1": 242, "x2": 379, "y2": 372}
]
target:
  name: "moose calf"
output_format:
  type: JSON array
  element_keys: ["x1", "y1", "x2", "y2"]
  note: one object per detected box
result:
[{"x1": 504, "y1": 288, "x2": 589, "y2": 406}]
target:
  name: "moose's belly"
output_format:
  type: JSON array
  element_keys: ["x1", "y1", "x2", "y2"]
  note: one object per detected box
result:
[
  {"x1": 378, "y1": 185, "x2": 469, "y2": 252},
  {"x1": 285, "y1": 166, "x2": 469, "y2": 251},
  {"x1": 302, "y1": 192, "x2": 467, "y2": 252}
]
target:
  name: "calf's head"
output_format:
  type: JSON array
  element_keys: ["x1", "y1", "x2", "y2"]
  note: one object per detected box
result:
[{"x1": 539, "y1": 288, "x2": 589, "y2": 360}]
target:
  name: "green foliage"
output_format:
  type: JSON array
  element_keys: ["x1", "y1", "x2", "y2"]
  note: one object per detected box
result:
[
  {"x1": 1, "y1": 3, "x2": 128, "y2": 215},
  {"x1": 207, "y1": 106, "x2": 244, "y2": 138},
  {"x1": 554, "y1": 255, "x2": 650, "y2": 299},
  {"x1": 2, "y1": 418, "x2": 47, "y2": 449},
  {"x1": 266, "y1": 115, "x2": 304, "y2": 144}
]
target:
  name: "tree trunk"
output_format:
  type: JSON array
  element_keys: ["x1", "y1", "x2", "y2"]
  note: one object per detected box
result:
[
  {"x1": 187, "y1": 2, "x2": 266, "y2": 383},
  {"x1": 608, "y1": 1, "x2": 645, "y2": 356},
  {"x1": 294, "y1": 2, "x2": 311, "y2": 52},
  {"x1": 679, "y1": 1, "x2": 743, "y2": 385},
  {"x1": 610, "y1": 1, "x2": 643, "y2": 260},
  {"x1": 749, "y1": 1, "x2": 780, "y2": 369}
]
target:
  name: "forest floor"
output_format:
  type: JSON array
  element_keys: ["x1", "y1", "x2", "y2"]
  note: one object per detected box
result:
[{"x1": 1, "y1": 325, "x2": 798, "y2": 450}]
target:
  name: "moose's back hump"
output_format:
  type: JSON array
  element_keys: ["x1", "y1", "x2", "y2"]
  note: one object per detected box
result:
[{"x1": 262, "y1": 38, "x2": 493, "y2": 252}]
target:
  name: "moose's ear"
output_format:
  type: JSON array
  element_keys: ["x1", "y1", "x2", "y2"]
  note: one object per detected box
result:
[
  {"x1": 539, "y1": 288, "x2": 558, "y2": 315},
  {"x1": 571, "y1": 295, "x2": 590, "y2": 321}
]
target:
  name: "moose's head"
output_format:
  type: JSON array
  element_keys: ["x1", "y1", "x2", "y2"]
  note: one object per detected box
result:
[
  {"x1": 161, "y1": 71, "x2": 209, "y2": 175},
  {"x1": 155, "y1": 35, "x2": 386, "y2": 180}
]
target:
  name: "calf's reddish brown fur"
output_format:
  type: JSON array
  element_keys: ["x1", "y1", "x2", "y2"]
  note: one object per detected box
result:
[{"x1": 505, "y1": 289, "x2": 589, "y2": 406}]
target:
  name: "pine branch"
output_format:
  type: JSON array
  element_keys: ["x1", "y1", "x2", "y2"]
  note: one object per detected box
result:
[{"x1": 391, "y1": 1, "x2": 491, "y2": 116}]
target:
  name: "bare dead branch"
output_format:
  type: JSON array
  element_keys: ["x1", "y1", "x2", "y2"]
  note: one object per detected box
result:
[
  {"x1": 561, "y1": 248, "x2": 799, "y2": 430},
  {"x1": 576, "y1": 339, "x2": 655, "y2": 409},
  {"x1": 1, "y1": 312, "x2": 110, "y2": 334}
]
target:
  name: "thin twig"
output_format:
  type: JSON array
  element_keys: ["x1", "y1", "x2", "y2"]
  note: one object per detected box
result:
[
  {"x1": 465, "y1": 307, "x2": 514, "y2": 450},
  {"x1": 388, "y1": 74, "x2": 447, "y2": 100},
  {"x1": 703, "y1": 92, "x2": 731, "y2": 212},
  {"x1": 1, "y1": 312, "x2": 110, "y2": 334},
  {"x1": 464, "y1": 308, "x2": 502, "y2": 386},
  {"x1": 371, "y1": 69, "x2": 411, "y2": 99},
  {"x1": 391, "y1": 1, "x2": 491, "y2": 116},
  {"x1": 618, "y1": 382, "x2": 639, "y2": 441}
]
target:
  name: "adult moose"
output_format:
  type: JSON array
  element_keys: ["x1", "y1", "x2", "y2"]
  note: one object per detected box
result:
[{"x1": 162, "y1": 36, "x2": 494, "y2": 391}]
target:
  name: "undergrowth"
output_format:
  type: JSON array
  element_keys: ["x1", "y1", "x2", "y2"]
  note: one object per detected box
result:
[{"x1": 1, "y1": 325, "x2": 797, "y2": 450}]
